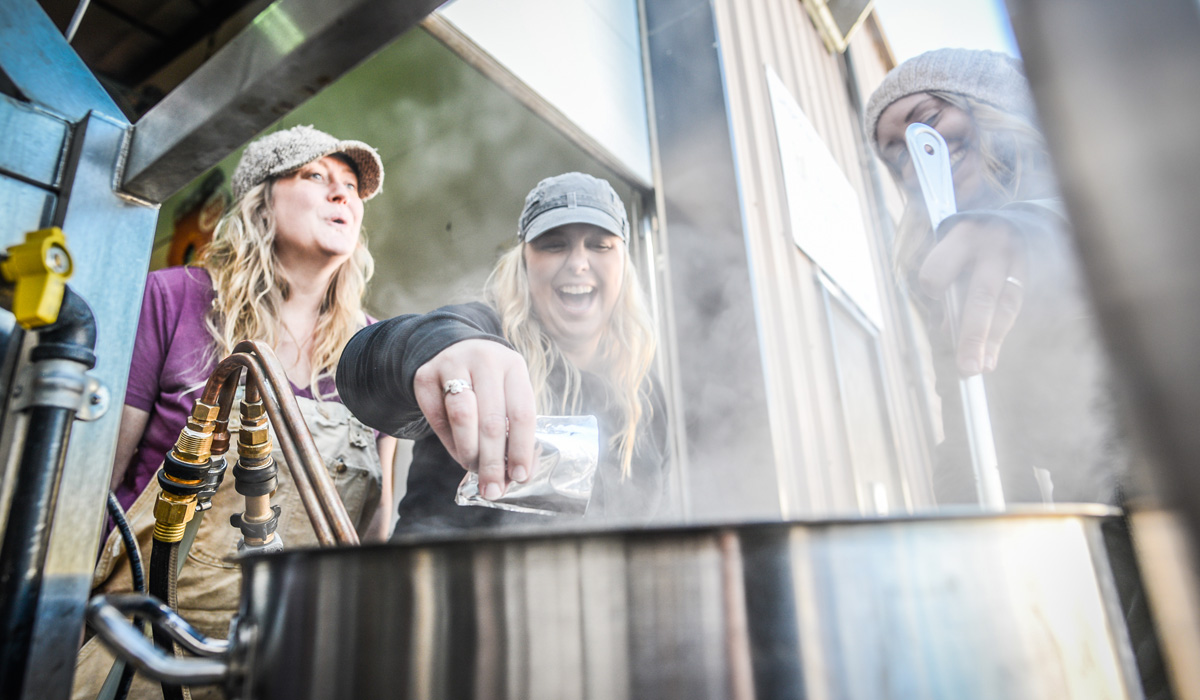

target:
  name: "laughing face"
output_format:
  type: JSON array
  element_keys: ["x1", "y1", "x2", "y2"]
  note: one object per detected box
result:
[
  {"x1": 270, "y1": 155, "x2": 364, "y2": 267},
  {"x1": 524, "y1": 223, "x2": 626, "y2": 367},
  {"x1": 875, "y1": 92, "x2": 991, "y2": 210}
]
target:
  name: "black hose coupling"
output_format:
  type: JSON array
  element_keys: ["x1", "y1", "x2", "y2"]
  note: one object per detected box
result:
[
  {"x1": 195, "y1": 456, "x2": 228, "y2": 513},
  {"x1": 230, "y1": 506, "x2": 281, "y2": 542},
  {"x1": 154, "y1": 400, "x2": 220, "y2": 543}
]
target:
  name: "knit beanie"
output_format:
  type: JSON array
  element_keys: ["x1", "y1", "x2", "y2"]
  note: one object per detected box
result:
[
  {"x1": 231, "y1": 124, "x2": 384, "y2": 201},
  {"x1": 864, "y1": 48, "x2": 1035, "y2": 155}
]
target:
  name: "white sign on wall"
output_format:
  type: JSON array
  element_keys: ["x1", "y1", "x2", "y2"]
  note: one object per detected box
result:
[{"x1": 765, "y1": 67, "x2": 883, "y2": 328}]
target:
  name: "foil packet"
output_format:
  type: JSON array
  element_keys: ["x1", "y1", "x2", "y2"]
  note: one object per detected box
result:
[{"x1": 456, "y1": 415, "x2": 599, "y2": 516}]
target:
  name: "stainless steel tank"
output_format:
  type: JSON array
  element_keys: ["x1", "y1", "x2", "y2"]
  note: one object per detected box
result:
[{"x1": 90, "y1": 507, "x2": 1148, "y2": 700}]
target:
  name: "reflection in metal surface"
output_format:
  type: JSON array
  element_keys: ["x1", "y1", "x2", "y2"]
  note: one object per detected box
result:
[
  {"x1": 216, "y1": 511, "x2": 1142, "y2": 700},
  {"x1": 1004, "y1": 1, "x2": 1200, "y2": 696}
]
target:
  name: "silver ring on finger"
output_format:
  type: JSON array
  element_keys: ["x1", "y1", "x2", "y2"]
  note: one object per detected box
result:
[
  {"x1": 1004, "y1": 275, "x2": 1023, "y2": 289},
  {"x1": 443, "y1": 378, "x2": 473, "y2": 396}
]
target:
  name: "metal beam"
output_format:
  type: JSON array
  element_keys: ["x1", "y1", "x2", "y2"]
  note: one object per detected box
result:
[
  {"x1": 0, "y1": 0, "x2": 124, "y2": 122},
  {"x1": 643, "y1": 0, "x2": 779, "y2": 519},
  {"x1": 122, "y1": 0, "x2": 448, "y2": 203},
  {"x1": 18, "y1": 112, "x2": 159, "y2": 700}
]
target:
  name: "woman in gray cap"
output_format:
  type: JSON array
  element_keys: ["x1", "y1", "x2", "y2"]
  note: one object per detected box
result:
[
  {"x1": 76, "y1": 125, "x2": 394, "y2": 699},
  {"x1": 337, "y1": 172, "x2": 670, "y2": 532},
  {"x1": 866, "y1": 48, "x2": 1122, "y2": 505}
]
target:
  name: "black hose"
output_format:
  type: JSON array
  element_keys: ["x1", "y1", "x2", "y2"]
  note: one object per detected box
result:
[
  {"x1": 0, "y1": 406, "x2": 76, "y2": 699},
  {"x1": 106, "y1": 492, "x2": 145, "y2": 595},
  {"x1": 149, "y1": 539, "x2": 185, "y2": 700},
  {"x1": 0, "y1": 285, "x2": 96, "y2": 699},
  {"x1": 106, "y1": 492, "x2": 142, "y2": 700}
]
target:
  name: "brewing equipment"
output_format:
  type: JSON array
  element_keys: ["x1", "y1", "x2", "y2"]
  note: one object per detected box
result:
[
  {"x1": 90, "y1": 508, "x2": 1145, "y2": 700},
  {"x1": 3, "y1": 0, "x2": 1200, "y2": 698}
]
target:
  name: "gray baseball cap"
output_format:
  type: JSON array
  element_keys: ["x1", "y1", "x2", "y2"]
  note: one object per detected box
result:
[
  {"x1": 231, "y1": 124, "x2": 384, "y2": 201},
  {"x1": 518, "y1": 172, "x2": 629, "y2": 243}
]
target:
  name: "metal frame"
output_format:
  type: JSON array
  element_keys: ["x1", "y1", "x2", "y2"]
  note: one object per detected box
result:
[
  {"x1": 2, "y1": 1, "x2": 448, "y2": 696},
  {"x1": 642, "y1": 0, "x2": 780, "y2": 520},
  {"x1": 816, "y1": 270, "x2": 912, "y2": 516}
]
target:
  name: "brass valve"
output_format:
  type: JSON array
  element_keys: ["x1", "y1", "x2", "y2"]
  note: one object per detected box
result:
[
  {"x1": 154, "y1": 399, "x2": 219, "y2": 543},
  {"x1": 171, "y1": 400, "x2": 221, "y2": 465},
  {"x1": 0, "y1": 228, "x2": 73, "y2": 329},
  {"x1": 152, "y1": 491, "x2": 198, "y2": 543},
  {"x1": 237, "y1": 399, "x2": 272, "y2": 461}
]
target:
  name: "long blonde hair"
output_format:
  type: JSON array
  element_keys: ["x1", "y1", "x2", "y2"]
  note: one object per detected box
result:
[
  {"x1": 199, "y1": 178, "x2": 375, "y2": 397},
  {"x1": 485, "y1": 242, "x2": 657, "y2": 479},
  {"x1": 891, "y1": 91, "x2": 1054, "y2": 280}
]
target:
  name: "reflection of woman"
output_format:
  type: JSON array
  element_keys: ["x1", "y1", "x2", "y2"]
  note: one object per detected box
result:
[
  {"x1": 866, "y1": 49, "x2": 1122, "y2": 504},
  {"x1": 338, "y1": 172, "x2": 670, "y2": 532},
  {"x1": 76, "y1": 126, "x2": 395, "y2": 699}
]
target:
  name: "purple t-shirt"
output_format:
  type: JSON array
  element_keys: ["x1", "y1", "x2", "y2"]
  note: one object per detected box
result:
[{"x1": 114, "y1": 267, "x2": 339, "y2": 510}]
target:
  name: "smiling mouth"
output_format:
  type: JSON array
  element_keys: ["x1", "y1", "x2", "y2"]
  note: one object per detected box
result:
[{"x1": 557, "y1": 285, "x2": 596, "y2": 312}]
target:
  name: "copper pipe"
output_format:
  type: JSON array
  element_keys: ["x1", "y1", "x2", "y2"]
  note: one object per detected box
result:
[
  {"x1": 210, "y1": 366, "x2": 242, "y2": 457},
  {"x1": 199, "y1": 352, "x2": 337, "y2": 546},
  {"x1": 234, "y1": 340, "x2": 359, "y2": 545}
]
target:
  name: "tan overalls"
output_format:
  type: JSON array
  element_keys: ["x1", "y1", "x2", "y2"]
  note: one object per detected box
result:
[{"x1": 73, "y1": 397, "x2": 382, "y2": 700}]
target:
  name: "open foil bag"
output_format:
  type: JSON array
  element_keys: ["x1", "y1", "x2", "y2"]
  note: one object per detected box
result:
[{"x1": 456, "y1": 415, "x2": 599, "y2": 516}]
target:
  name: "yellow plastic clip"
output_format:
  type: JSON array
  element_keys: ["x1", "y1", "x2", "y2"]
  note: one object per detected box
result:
[{"x1": 0, "y1": 228, "x2": 73, "y2": 329}]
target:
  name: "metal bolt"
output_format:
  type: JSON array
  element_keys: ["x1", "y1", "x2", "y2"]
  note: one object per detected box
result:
[
  {"x1": 45, "y1": 246, "x2": 70, "y2": 274},
  {"x1": 12, "y1": 384, "x2": 23, "y2": 398},
  {"x1": 90, "y1": 393, "x2": 102, "y2": 405}
]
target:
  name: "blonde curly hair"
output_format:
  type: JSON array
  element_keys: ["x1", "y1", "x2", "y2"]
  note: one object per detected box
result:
[
  {"x1": 485, "y1": 241, "x2": 656, "y2": 480},
  {"x1": 199, "y1": 176, "x2": 374, "y2": 398}
]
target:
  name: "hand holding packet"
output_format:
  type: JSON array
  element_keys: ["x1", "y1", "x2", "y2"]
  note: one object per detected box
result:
[{"x1": 456, "y1": 416, "x2": 599, "y2": 516}]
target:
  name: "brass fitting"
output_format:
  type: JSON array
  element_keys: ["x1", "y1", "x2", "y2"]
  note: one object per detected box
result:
[
  {"x1": 237, "y1": 400, "x2": 272, "y2": 461},
  {"x1": 171, "y1": 400, "x2": 221, "y2": 465},
  {"x1": 152, "y1": 491, "x2": 197, "y2": 543}
]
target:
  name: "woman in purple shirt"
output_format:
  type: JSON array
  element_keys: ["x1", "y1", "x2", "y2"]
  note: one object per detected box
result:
[{"x1": 76, "y1": 125, "x2": 396, "y2": 700}]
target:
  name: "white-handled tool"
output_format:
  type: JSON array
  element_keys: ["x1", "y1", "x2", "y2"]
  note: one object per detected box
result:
[{"x1": 906, "y1": 122, "x2": 1006, "y2": 510}]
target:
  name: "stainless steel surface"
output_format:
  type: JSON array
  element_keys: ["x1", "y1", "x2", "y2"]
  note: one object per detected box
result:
[
  {"x1": 906, "y1": 123, "x2": 1005, "y2": 510},
  {"x1": 20, "y1": 113, "x2": 158, "y2": 700},
  {"x1": 86, "y1": 596, "x2": 230, "y2": 684},
  {"x1": 1003, "y1": 0, "x2": 1200, "y2": 695},
  {"x1": 121, "y1": 0, "x2": 448, "y2": 203},
  {"x1": 0, "y1": 93, "x2": 70, "y2": 188},
  {"x1": 0, "y1": 178, "x2": 56, "y2": 240},
  {"x1": 10, "y1": 358, "x2": 89, "y2": 413},
  {"x1": 154, "y1": 511, "x2": 1142, "y2": 700},
  {"x1": 88, "y1": 594, "x2": 230, "y2": 657},
  {"x1": 0, "y1": 0, "x2": 123, "y2": 121}
]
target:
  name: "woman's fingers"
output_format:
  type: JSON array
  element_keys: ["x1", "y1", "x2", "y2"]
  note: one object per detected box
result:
[
  {"x1": 471, "y1": 368, "x2": 509, "y2": 500},
  {"x1": 917, "y1": 216, "x2": 1027, "y2": 375},
  {"x1": 504, "y1": 366, "x2": 537, "y2": 484},
  {"x1": 983, "y1": 274, "x2": 1024, "y2": 371},
  {"x1": 414, "y1": 363, "x2": 459, "y2": 462},
  {"x1": 414, "y1": 339, "x2": 538, "y2": 501},
  {"x1": 956, "y1": 252, "x2": 1009, "y2": 375}
]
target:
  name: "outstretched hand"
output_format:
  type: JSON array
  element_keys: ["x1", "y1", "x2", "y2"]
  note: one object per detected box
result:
[
  {"x1": 918, "y1": 214, "x2": 1027, "y2": 376},
  {"x1": 412, "y1": 339, "x2": 536, "y2": 500}
]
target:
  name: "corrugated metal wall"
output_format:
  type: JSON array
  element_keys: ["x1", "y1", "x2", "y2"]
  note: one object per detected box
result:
[{"x1": 710, "y1": 2, "x2": 934, "y2": 516}]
